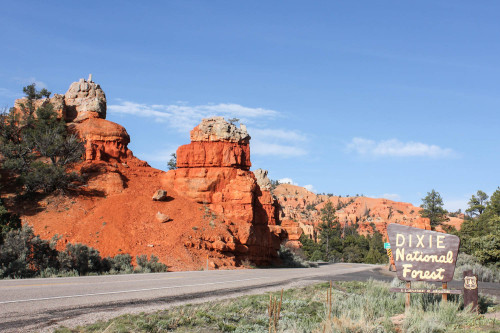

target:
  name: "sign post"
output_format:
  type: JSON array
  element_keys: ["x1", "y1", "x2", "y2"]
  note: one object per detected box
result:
[
  {"x1": 463, "y1": 270, "x2": 478, "y2": 312},
  {"x1": 387, "y1": 224, "x2": 461, "y2": 308}
]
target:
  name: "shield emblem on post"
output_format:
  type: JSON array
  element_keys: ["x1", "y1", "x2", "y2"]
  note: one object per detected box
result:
[{"x1": 464, "y1": 276, "x2": 477, "y2": 290}]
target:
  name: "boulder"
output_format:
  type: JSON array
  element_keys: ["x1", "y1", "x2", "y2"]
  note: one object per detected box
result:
[
  {"x1": 152, "y1": 189, "x2": 168, "y2": 201},
  {"x1": 156, "y1": 212, "x2": 170, "y2": 223}
]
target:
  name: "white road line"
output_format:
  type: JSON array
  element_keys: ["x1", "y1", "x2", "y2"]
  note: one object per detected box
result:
[{"x1": 0, "y1": 276, "x2": 270, "y2": 305}]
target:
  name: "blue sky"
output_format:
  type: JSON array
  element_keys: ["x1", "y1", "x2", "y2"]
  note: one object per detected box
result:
[{"x1": 1, "y1": 1, "x2": 499, "y2": 211}]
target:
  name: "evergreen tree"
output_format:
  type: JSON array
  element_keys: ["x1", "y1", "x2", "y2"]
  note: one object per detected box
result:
[
  {"x1": 167, "y1": 153, "x2": 177, "y2": 170},
  {"x1": 419, "y1": 189, "x2": 448, "y2": 228},
  {"x1": 457, "y1": 187, "x2": 500, "y2": 267},
  {"x1": 466, "y1": 190, "x2": 489, "y2": 217},
  {"x1": 0, "y1": 84, "x2": 84, "y2": 194},
  {"x1": 317, "y1": 201, "x2": 342, "y2": 261}
]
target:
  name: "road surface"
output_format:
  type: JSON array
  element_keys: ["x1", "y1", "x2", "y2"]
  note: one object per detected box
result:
[
  {"x1": 0, "y1": 263, "x2": 498, "y2": 332},
  {"x1": 0, "y1": 263, "x2": 380, "y2": 332}
]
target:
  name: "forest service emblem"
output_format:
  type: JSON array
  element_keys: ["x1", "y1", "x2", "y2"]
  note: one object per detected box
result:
[{"x1": 464, "y1": 276, "x2": 477, "y2": 290}]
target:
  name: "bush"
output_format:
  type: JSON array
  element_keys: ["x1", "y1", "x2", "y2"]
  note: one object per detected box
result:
[
  {"x1": 278, "y1": 244, "x2": 315, "y2": 268},
  {"x1": 107, "y1": 253, "x2": 134, "y2": 273},
  {"x1": 135, "y1": 254, "x2": 168, "y2": 273},
  {"x1": 58, "y1": 243, "x2": 104, "y2": 275},
  {"x1": 0, "y1": 199, "x2": 22, "y2": 243},
  {"x1": 0, "y1": 226, "x2": 58, "y2": 278}
]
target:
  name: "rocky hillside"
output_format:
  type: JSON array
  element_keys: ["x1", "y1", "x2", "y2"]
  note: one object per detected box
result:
[
  {"x1": 4, "y1": 78, "x2": 281, "y2": 271},
  {"x1": 273, "y1": 183, "x2": 464, "y2": 241}
]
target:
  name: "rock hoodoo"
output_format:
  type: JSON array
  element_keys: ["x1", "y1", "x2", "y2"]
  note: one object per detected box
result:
[
  {"x1": 163, "y1": 117, "x2": 281, "y2": 265},
  {"x1": 12, "y1": 76, "x2": 135, "y2": 164},
  {"x1": 65, "y1": 77, "x2": 107, "y2": 122}
]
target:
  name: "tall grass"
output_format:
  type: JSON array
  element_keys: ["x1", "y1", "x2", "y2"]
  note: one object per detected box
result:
[{"x1": 55, "y1": 279, "x2": 497, "y2": 333}]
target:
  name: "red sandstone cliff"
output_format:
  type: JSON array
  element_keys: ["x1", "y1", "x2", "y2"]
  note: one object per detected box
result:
[
  {"x1": 273, "y1": 183, "x2": 464, "y2": 243},
  {"x1": 3, "y1": 77, "x2": 464, "y2": 270},
  {"x1": 162, "y1": 117, "x2": 281, "y2": 265},
  {"x1": 5, "y1": 81, "x2": 280, "y2": 270}
]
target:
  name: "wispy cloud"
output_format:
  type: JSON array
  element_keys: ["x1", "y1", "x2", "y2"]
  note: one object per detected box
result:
[
  {"x1": 109, "y1": 99, "x2": 308, "y2": 158},
  {"x1": 252, "y1": 141, "x2": 307, "y2": 157},
  {"x1": 304, "y1": 184, "x2": 317, "y2": 193},
  {"x1": 346, "y1": 137, "x2": 456, "y2": 158},
  {"x1": 108, "y1": 100, "x2": 279, "y2": 133},
  {"x1": 382, "y1": 193, "x2": 401, "y2": 201}
]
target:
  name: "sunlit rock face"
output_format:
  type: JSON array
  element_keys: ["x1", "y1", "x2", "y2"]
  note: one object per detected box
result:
[{"x1": 163, "y1": 117, "x2": 281, "y2": 265}]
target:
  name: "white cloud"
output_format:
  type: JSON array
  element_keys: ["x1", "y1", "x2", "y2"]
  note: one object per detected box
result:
[
  {"x1": 276, "y1": 178, "x2": 316, "y2": 193},
  {"x1": 382, "y1": 193, "x2": 401, "y2": 201},
  {"x1": 252, "y1": 141, "x2": 307, "y2": 157},
  {"x1": 346, "y1": 137, "x2": 456, "y2": 158},
  {"x1": 304, "y1": 184, "x2": 317, "y2": 193},
  {"x1": 109, "y1": 99, "x2": 309, "y2": 158},
  {"x1": 108, "y1": 100, "x2": 279, "y2": 133},
  {"x1": 278, "y1": 178, "x2": 297, "y2": 185}
]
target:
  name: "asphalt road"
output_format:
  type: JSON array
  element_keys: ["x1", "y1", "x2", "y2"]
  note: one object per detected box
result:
[{"x1": 0, "y1": 264, "x2": 498, "y2": 332}]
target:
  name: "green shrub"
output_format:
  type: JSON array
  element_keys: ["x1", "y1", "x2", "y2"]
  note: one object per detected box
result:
[
  {"x1": 0, "y1": 226, "x2": 58, "y2": 278},
  {"x1": 135, "y1": 254, "x2": 168, "y2": 273},
  {"x1": 58, "y1": 243, "x2": 104, "y2": 275}
]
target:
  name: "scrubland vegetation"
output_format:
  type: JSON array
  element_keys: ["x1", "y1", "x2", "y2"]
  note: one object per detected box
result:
[
  {"x1": 0, "y1": 225, "x2": 167, "y2": 279},
  {"x1": 53, "y1": 279, "x2": 499, "y2": 333}
]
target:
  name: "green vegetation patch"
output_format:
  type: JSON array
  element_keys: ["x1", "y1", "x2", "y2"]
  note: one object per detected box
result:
[{"x1": 54, "y1": 279, "x2": 498, "y2": 333}]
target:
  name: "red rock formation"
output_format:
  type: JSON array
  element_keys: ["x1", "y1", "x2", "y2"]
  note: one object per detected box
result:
[
  {"x1": 70, "y1": 118, "x2": 132, "y2": 162},
  {"x1": 162, "y1": 117, "x2": 280, "y2": 265},
  {"x1": 13, "y1": 94, "x2": 66, "y2": 120},
  {"x1": 273, "y1": 183, "x2": 464, "y2": 243}
]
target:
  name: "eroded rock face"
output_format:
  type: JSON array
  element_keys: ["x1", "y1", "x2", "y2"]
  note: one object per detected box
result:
[
  {"x1": 13, "y1": 94, "x2": 66, "y2": 120},
  {"x1": 273, "y1": 183, "x2": 463, "y2": 245},
  {"x1": 176, "y1": 141, "x2": 251, "y2": 170},
  {"x1": 70, "y1": 118, "x2": 132, "y2": 162},
  {"x1": 254, "y1": 169, "x2": 272, "y2": 191},
  {"x1": 65, "y1": 78, "x2": 106, "y2": 122},
  {"x1": 163, "y1": 117, "x2": 280, "y2": 265}
]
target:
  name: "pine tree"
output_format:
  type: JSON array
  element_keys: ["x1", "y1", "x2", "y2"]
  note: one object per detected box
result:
[
  {"x1": 0, "y1": 84, "x2": 84, "y2": 194},
  {"x1": 419, "y1": 189, "x2": 448, "y2": 228}
]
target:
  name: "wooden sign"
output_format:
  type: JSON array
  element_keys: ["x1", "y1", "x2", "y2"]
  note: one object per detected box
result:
[
  {"x1": 387, "y1": 224, "x2": 460, "y2": 282},
  {"x1": 389, "y1": 287, "x2": 461, "y2": 294}
]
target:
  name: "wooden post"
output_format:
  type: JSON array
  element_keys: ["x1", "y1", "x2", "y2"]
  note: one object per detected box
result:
[
  {"x1": 442, "y1": 282, "x2": 448, "y2": 302},
  {"x1": 206, "y1": 255, "x2": 209, "y2": 271},
  {"x1": 463, "y1": 270, "x2": 478, "y2": 313},
  {"x1": 405, "y1": 282, "x2": 411, "y2": 309}
]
